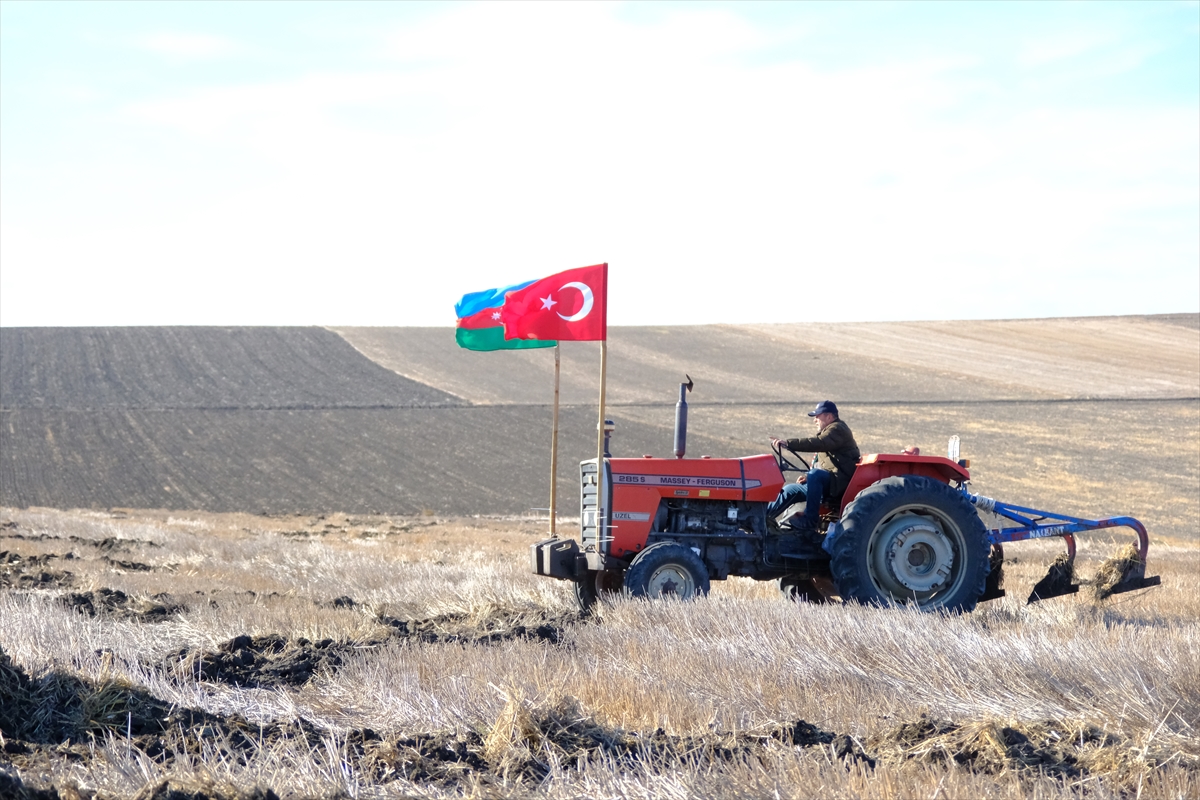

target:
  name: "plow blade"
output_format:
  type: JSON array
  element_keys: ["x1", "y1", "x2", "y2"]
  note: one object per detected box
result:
[
  {"x1": 1026, "y1": 539, "x2": 1079, "y2": 604},
  {"x1": 978, "y1": 584, "x2": 1007, "y2": 603},
  {"x1": 976, "y1": 545, "x2": 1006, "y2": 603},
  {"x1": 1027, "y1": 578, "x2": 1079, "y2": 604},
  {"x1": 1108, "y1": 574, "x2": 1161, "y2": 595}
]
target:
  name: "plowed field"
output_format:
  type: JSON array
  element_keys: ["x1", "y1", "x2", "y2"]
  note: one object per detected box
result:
[
  {"x1": 1, "y1": 326, "x2": 461, "y2": 409},
  {"x1": 2, "y1": 317, "x2": 1197, "y2": 537}
]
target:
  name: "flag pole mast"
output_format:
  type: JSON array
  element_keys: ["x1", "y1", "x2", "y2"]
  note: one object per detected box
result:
[
  {"x1": 549, "y1": 343, "x2": 560, "y2": 534},
  {"x1": 595, "y1": 339, "x2": 608, "y2": 544},
  {"x1": 594, "y1": 262, "x2": 609, "y2": 555}
]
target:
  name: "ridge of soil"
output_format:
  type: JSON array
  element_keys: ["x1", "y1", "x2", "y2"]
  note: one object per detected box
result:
[
  {"x1": 165, "y1": 609, "x2": 576, "y2": 689},
  {"x1": 0, "y1": 551, "x2": 74, "y2": 589},
  {"x1": 59, "y1": 589, "x2": 185, "y2": 622},
  {"x1": 0, "y1": 770, "x2": 280, "y2": 800}
]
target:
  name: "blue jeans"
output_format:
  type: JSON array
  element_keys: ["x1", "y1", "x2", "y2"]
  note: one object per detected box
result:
[{"x1": 767, "y1": 469, "x2": 831, "y2": 527}]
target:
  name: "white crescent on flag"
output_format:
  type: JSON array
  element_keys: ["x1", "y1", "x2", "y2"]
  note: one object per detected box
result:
[{"x1": 557, "y1": 282, "x2": 594, "y2": 322}]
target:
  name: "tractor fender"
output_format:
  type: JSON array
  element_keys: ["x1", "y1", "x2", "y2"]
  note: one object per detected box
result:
[{"x1": 840, "y1": 454, "x2": 970, "y2": 512}]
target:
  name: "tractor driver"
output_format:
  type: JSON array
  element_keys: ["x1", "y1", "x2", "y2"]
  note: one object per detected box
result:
[{"x1": 768, "y1": 400, "x2": 861, "y2": 533}]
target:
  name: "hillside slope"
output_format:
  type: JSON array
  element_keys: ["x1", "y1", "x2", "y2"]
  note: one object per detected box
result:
[{"x1": 333, "y1": 314, "x2": 1199, "y2": 406}]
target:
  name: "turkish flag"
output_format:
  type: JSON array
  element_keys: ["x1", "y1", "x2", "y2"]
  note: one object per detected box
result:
[{"x1": 501, "y1": 263, "x2": 607, "y2": 342}]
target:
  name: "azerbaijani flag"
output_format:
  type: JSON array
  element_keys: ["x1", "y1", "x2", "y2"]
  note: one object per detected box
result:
[{"x1": 454, "y1": 281, "x2": 557, "y2": 351}]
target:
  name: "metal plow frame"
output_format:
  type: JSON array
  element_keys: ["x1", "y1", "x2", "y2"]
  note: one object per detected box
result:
[{"x1": 969, "y1": 494, "x2": 1161, "y2": 603}]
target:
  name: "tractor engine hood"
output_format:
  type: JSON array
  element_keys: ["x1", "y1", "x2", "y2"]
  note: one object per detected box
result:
[{"x1": 608, "y1": 454, "x2": 785, "y2": 504}]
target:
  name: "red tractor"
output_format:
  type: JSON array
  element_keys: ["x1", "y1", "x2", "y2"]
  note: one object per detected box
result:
[{"x1": 532, "y1": 379, "x2": 1159, "y2": 612}]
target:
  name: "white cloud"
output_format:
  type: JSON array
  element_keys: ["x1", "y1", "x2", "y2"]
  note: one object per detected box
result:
[
  {"x1": 2, "y1": 3, "x2": 1196, "y2": 326},
  {"x1": 137, "y1": 32, "x2": 239, "y2": 59},
  {"x1": 1017, "y1": 31, "x2": 1113, "y2": 67}
]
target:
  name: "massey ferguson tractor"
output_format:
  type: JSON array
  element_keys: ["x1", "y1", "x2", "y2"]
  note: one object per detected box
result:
[{"x1": 532, "y1": 379, "x2": 1160, "y2": 612}]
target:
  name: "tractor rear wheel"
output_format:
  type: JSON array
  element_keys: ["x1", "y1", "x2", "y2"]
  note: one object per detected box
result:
[
  {"x1": 832, "y1": 476, "x2": 989, "y2": 612},
  {"x1": 574, "y1": 569, "x2": 625, "y2": 614},
  {"x1": 625, "y1": 542, "x2": 710, "y2": 601}
]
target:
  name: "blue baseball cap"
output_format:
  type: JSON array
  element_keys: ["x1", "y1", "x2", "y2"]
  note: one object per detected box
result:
[{"x1": 808, "y1": 400, "x2": 838, "y2": 417}]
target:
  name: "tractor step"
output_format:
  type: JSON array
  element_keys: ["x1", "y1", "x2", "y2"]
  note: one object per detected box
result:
[{"x1": 778, "y1": 552, "x2": 831, "y2": 561}]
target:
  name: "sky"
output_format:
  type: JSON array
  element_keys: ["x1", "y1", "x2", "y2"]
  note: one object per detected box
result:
[{"x1": 1, "y1": 0, "x2": 1197, "y2": 327}]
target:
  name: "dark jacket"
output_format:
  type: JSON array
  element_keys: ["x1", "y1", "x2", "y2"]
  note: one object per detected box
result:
[{"x1": 785, "y1": 418, "x2": 861, "y2": 499}]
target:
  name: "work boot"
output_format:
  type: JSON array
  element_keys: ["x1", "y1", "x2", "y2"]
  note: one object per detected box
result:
[
  {"x1": 782, "y1": 516, "x2": 827, "y2": 551},
  {"x1": 780, "y1": 513, "x2": 818, "y2": 534}
]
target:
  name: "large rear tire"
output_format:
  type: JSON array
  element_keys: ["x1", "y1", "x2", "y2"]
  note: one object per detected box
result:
[
  {"x1": 832, "y1": 476, "x2": 989, "y2": 612},
  {"x1": 625, "y1": 542, "x2": 710, "y2": 601},
  {"x1": 574, "y1": 569, "x2": 625, "y2": 613}
]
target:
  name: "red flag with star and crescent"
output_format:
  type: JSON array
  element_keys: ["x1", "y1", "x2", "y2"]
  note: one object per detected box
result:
[{"x1": 501, "y1": 263, "x2": 607, "y2": 342}]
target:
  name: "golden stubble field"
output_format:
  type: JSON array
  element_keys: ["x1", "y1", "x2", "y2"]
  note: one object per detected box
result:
[{"x1": 2, "y1": 505, "x2": 1197, "y2": 800}]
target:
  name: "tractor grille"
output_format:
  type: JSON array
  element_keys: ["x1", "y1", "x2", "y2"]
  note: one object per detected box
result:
[{"x1": 580, "y1": 459, "x2": 609, "y2": 553}]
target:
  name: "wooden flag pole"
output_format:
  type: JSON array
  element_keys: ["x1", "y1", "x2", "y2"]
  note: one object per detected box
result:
[
  {"x1": 549, "y1": 344, "x2": 560, "y2": 534},
  {"x1": 595, "y1": 340, "x2": 608, "y2": 547},
  {"x1": 593, "y1": 263, "x2": 610, "y2": 555}
]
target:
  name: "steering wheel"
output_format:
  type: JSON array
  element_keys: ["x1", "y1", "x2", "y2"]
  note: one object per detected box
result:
[{"x1": 770, "y1": 439, "x2": 810, "y2": 474}]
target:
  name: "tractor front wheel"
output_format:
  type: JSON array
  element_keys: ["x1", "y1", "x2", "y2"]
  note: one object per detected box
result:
[
  {"x1": 832, "y1": 476, "x2": 989, "y2": 612},
  {"x1": 574, "y1": 569, "x2": 625, "y2": 614},
  {"x1": 625, "y1": 542, "x2": 710, "y2": 601}
]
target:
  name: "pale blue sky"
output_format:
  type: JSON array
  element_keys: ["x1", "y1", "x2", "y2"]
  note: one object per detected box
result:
[{"x1": 2, "y1": 1, "x2": 1197, "y2": 326}]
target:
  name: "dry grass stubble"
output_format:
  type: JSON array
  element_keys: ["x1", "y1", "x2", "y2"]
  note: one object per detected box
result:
[{"x1": 1, "y1": 506, "x2": 1198, "y2": 798}]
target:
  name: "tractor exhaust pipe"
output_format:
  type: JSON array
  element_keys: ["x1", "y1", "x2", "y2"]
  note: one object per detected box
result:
[{"x1": 674, "y1": 375, "x2": 693, "y2": 459}]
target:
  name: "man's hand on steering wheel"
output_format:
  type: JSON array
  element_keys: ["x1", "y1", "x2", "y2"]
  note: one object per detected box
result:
[{"x1": 770, "y1": 437, "x2": 810, "y2": 472}]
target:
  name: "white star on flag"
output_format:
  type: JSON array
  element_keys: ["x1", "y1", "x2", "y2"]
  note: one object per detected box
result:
[
  {"x1": 491, "y1": 311, "x2": 502, "y2": 320},
  {"x1": 540, "y1": 295, "x2": 557, "y2": 310}
]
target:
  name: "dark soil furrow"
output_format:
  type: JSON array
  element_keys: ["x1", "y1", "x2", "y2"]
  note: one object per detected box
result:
[
  {"x1": 0, "y1": 552, "x2": 75, "y2": 589},
  {"x1": 0, "y1": 532, "x2": 160, "y2": 550},
  {"x1": 165, "y1": 609, "x2": 576, "y2": 689},
  {"x1": 59, "y1": 589, "x2": 185, "y2": 622}
]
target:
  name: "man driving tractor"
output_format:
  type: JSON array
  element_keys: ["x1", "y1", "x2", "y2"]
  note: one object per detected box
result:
[
  {"x1": 532, "y1": 381, "x2": 1161, "y2": 613},
  {"x1": 769, "y1": 400, "x2": 861, "y2": 533}
]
